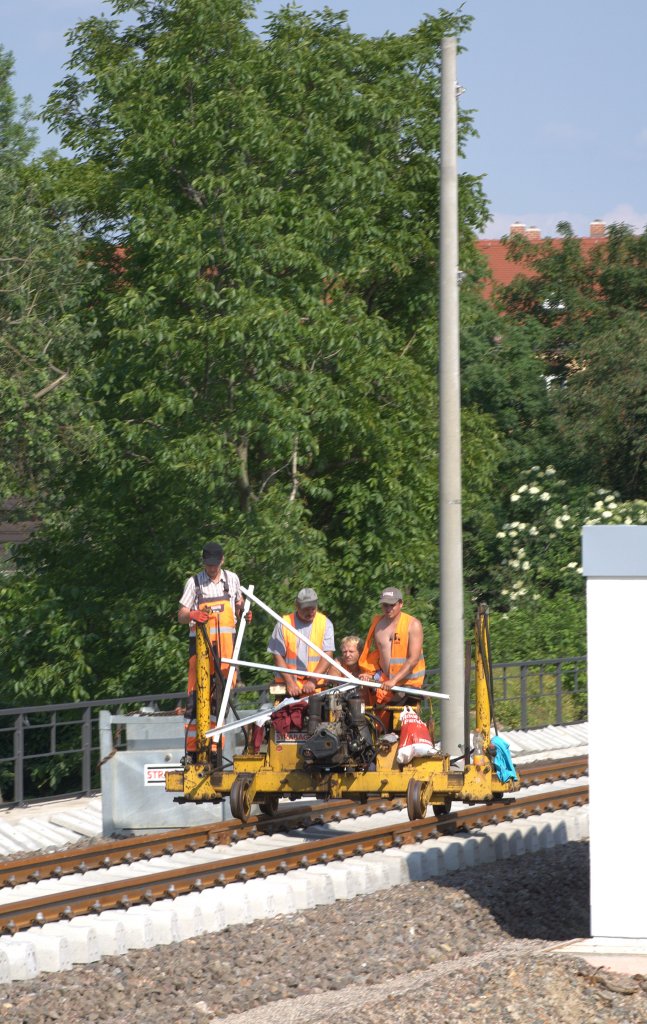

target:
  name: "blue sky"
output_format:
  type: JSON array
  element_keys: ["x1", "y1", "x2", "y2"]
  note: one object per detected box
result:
[{"x1": 2, "y1": 0, "x2": 646, "y2": 238}]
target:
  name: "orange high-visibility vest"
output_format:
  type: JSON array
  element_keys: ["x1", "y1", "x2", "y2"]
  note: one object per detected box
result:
[
  {"x1": 359, "y1": 612, "x2": 425, "y2": 704},
  {"x1": 187, "y1": 595, "x2": 237, "y2": 695},
  {"x1": 274, "y1": 611, "x2": 327, "y2": 692},
  {"x1": 186, "y1": 596, "x2": 237, "y2": 753}
]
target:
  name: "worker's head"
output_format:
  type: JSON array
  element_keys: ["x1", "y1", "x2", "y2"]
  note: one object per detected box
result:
[
  {"x1": 296, "y1": 586, "x2": 318, "y2": 622},
  {"x1": 379, "y1": 586, "x2": 403, "y2": 620},
  {"x1": 340, "y1": 635, "x2": 361, "y2": 668},
  {"x1": 202, "y1": 541, "x2": 224, "y2": 580}
]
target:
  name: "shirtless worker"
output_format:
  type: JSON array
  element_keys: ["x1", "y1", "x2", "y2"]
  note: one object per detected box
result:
[{"x1": 358, "y1": 587, "x2": 426, "y2": 716}]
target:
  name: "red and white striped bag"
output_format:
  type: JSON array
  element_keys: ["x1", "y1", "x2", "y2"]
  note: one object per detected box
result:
[{"x1": 396, "y1": 706, "x2": 435, "y2": 764}]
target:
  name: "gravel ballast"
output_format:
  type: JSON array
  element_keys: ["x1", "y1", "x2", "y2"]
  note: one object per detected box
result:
[{"x1": 1, "y1": 839, "x2": 645, "y2": 1024}]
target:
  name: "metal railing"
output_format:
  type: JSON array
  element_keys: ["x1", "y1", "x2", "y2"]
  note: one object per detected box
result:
[{"x1": 0, "y1": 654, "x2": 586, "y2": 807}]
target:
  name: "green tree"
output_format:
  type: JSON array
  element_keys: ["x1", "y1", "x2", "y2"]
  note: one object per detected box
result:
[
  {"x1": 0, "y1": 46, "x2": 98, "y2": 539},
  {"x1": 498, "y1": 221, "x2": 647, "y2": 497},
  {"x1": 1, "y1": 2, "x2": 499, "y2": 702},
  {"x1": 0, "y1": 50, "x2": 102, "y2": 705}
]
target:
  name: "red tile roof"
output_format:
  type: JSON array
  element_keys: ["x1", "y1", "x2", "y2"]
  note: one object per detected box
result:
[{"x1": 476, "y1": 233, "x2": 607, "y2": 299}]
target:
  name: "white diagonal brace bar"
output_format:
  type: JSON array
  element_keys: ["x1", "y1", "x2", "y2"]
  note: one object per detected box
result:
[
  {"x1": 216, "y1": 584, "x2": 254, "y2": 729},
  {"x1": 222, "y1": 657, "x2": 448, "y2": 700},
  {"x1": 240, "y1": 583, "x2": 356, "y2": 685}
]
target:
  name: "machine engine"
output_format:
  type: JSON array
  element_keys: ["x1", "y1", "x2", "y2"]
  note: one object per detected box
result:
[{"x1": 300, "y1": 690, "x2": 376, "y2": 770}]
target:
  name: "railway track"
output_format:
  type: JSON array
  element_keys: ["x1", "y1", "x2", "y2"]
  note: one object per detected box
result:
[
  {"x1": 0, "y1": 755, "x2": 585, "y2": 888},
  {"x1": 0, "y1": 756, "x2": 588, "y2": 935}
]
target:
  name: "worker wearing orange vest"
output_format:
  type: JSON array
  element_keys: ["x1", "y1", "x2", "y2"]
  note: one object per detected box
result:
[
  {"x1": 358, "y1": 587, "x2": 426, "y2": 709},
  {"x1": 178, "y1": 541, "x2": 250, "y2": 752},
  {"x1": 267, "y1": 587, "x2": 335, "y2": 697}
]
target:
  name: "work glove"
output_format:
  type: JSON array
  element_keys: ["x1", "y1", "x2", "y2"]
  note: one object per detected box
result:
[{"x1": 189, "y1": 609, "x2": 209, "y2": 623}]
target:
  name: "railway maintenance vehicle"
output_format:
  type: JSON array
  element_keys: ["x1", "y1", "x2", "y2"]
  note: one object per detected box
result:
[{"x1": 165, "y1": 591, "x2": 519, "y2": 821}]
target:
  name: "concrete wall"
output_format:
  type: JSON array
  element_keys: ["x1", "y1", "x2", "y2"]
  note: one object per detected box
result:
[{"x1": 582, "y1": 525, "x2": 647, "y2": 940}]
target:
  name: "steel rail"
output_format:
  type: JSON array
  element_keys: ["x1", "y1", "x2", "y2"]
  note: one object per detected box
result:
[
  {"x1": 0, "y1": 782, "x2": 589, "y2": 935},
  {"x1": 0, "y1": 755, "x2": 587, "y2": 889}
]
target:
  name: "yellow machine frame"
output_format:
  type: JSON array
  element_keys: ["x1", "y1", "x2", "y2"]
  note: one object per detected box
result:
[{"x1": 166, "y1": 605, "x2": 520, "y2": 820}]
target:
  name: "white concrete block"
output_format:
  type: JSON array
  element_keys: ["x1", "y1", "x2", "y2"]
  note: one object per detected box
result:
[
  {"x1": 419, "y1": 844, "x2": 445, "y2": 878},
  {"x1": 547, "y1": 814, "x2": 570, "y2": 847},
  {"x1": 128, "y1": 904, "x2": 179, "y2": 945},
  {"x1": 17, "y1": 818, "x2": 80, "y2": 846},
  {"x1": 0, "y1": 825, "x2": 25, "y2": 855},
  {"x1": 74, "y1": 914, "x2": 127, "y2": 956},
  {"x1": 283, "y1": 868, "x2": 325, "y2": 910},
  {"x1": 338, "y1": 859, "x2": 370, "y2": 896},
  {"x1": 219, "y1": 882, "x2": 251, "y2": 925},
  {"x1": 493, "y1": 824, "x2": 526, "y2": 857},
  {"x1": 401, "y1": 845, "x2": 428, "y2": 881},
  {"x1": 16, "y1": 815, "x2": 78, "y2": 847},
  {"x1": 564, "y1": 808, "x2": 589, "y2": 841},
  {"x1": 521, "y1": 824, "x2": 540, "y2": 854},
  {"x1": 167, "y1": 895, "x2": 205, "y2": 939},
  {"x1": 0, "y1": 938, "x2": 39, "y2": 980},
  {"x1": 363, "y1": 852, "x2": 402, "y2": 888},
  {"x1": 0, "y1": 825, "x2": 44, "y2": 853},
  {"x1": 262, "y1": 875, "x2": 297, "y2": 917},
  {"x1": 138, "y1": 897, "x2": 199, "y2": 941},
  {"x1": 185, "y1": 890, "x2": 226, "y2": 932},
  {"x1": 39, "y1": 922, "x2": 101, "y2": 964},
  {"x1": 24, "y1": 931, "x2": 72, "y2": 973},
  {"x1": 315, "y1": 860, "x2": 358, "y2": 901},
  {"x1": 100, "y1": 909, "x2": 154, "y2": 949},
  {"x1": 475, "y1": 833, "x2": 496, "y2": 864},
  {"x1": 0, "y1": 948, "x2": 11, "y2": 983},
  {"x1": 372, "y1": 849, "x2": 411, "y2": 886},
  {"x1": 491, "y1": 830, "x2": 511, "y2": 860},
  {"x1": 435, "y1": 836, "x2": 465, "y2": 872},
  {"x1": 356, "y1": 857, "x2": 389, "y2": 894},
  {"x1": 47, "y1": 811, "x2": 102, "y2": 838},
  {"x1": 238, "y1": 878, "x2": 277, "y2": 920},
  {"x1": 459, "y1": 836, "x2": 481, "y2": 868}
]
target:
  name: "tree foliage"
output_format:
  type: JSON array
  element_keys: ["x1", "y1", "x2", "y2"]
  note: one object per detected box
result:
[
  {"x1": 7, "y1": 5, "x2": 642, "y2": 707},
  {"x1": 498, "y1": 222, "x2": 647, "y2": 497},
  {"x1": 0, "y1": 48, "x2": 98, "y2": 546},
  {"x1": 1, "y1": 2, "x2": 502, "y2": 704}
]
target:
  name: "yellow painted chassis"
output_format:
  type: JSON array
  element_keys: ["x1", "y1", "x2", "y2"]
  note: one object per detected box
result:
[
  {"x1": 166, "y1": 605, "x2": 520, "y2": 819},
  {"x1": 165, "y1": 729, "x2": 518, "y2": 807}
]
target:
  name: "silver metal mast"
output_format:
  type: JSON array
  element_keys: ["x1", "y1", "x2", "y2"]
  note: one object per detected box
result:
[{"x1": 438, "y1": 35, "x2": 465, "y2": 759}]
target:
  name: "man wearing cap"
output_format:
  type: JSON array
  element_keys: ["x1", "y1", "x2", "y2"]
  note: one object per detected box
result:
[
  {"x1": 358, "y1": 587, "x2": 425, "y2": 710},
  {"x1": 178, "y1": 543, "x2": 248, "y2": 748},
  {"x1": 267, "y1": 588, "x2": 335, "y2": 698}
]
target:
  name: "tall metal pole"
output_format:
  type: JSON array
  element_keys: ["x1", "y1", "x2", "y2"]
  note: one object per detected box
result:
[{"x1": 439, "y1": 36, "x2": 465, "y2": 759}]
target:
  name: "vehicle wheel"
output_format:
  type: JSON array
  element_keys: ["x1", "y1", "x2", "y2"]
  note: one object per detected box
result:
[
  {"x1": 258, "y1": 794, "x2": 280, "y2": 817},
  {"x1": 406, "y1": 778, "x2": 428, "y2": 821},
  {"x1": 230, "y1": 774, "x2": 254, "y2": 822},
  {"x1": 432, "y1": 796, "x2": 452, "y2": 817}
]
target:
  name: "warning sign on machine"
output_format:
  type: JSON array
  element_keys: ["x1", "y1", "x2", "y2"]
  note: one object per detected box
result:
[{"x1": 144, "y1": 763, "x2": 182, "y2": 786}]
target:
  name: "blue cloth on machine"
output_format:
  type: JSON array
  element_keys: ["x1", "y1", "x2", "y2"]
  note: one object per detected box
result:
[{"x1": 490, "y1": 736, "x2": 517, "y2": 782}]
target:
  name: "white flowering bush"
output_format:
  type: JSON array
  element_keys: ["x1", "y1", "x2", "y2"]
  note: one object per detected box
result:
[
  {"x1": 496, "y1": 468, "x2": 647, "y2": 602},
  {"x1": 490, "y1": 468, "x2": 647, "y2": 658}
]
